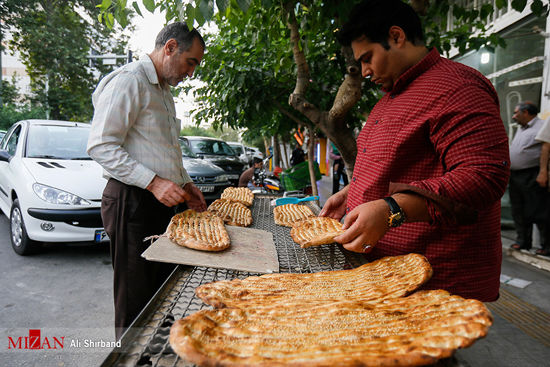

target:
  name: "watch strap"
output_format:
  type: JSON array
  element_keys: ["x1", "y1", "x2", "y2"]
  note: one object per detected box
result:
[
  {"x1": 383, "y1": 196, "x2": 401, "y2": 214},
  {"x1": 383, "y1": 196, "x2": 406, "y2": 227}
]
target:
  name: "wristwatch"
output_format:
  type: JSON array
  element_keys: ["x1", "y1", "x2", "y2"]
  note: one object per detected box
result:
[{"x1": 383, "y1": 197, "x2": 406, "y2": 228}]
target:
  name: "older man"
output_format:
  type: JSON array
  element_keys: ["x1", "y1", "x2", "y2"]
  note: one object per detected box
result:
[
  {"x1": 88, "y1": 23, "x2": 207, "y2": 339},
  {"x1": 508, "y1": 102, "x2": 548, "y2": 254}
]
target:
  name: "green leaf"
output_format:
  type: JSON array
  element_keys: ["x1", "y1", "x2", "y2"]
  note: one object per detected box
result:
[
  {"x1": 531, "y1": 0, "x2": 544, "y2": 15},
  {"x1": 101, "y1": 0, "x2": 112, "y2": 9},
  {"x1": 511, "y1": 0, "x2": 527, "y2": 11},
  {"x1": 132, "y1": 1, "x2": 143, "y2": 17},
  {"x1": 106, "y1": 12, "x2": 114, "y2": 28},
  {"x1": 199, "y1": 0, "x2": 214, "y2": 21},
  {"x1": 235, "y1": 0, "x2": 251, "y2": 13},
  {"x1": 261, "y1": 0, "x2": 272, "y2": 7},
  {"x1": 216, "y1": 0, "x2": 229, "y2": 13},
  {"x1": 495, "y1": 0, "x2": 507, "y2": 8},
  {"x1": 185, "y1": 4, "x2": 195, "y2": 29},
  {"x1": 143, "y1": 0, "x2": 156, "y2": 13}
]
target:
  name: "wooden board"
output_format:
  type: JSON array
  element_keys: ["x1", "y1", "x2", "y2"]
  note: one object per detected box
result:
[{"x1": 141, "y1": 226, "x2": 279, "y2": 274}]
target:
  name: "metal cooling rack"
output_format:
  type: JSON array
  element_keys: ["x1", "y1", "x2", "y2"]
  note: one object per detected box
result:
[{"x1": 101, "y1": 196, "x2": 369, "y2": 367}]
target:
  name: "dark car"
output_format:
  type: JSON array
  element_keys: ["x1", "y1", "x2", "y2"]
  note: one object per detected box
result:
[
  {"x1": 180, "y1": 136, "x2": 245, "y2": 186},
  {"x1": 179, "y1": 138, "x2": 231, "y2": 200}
]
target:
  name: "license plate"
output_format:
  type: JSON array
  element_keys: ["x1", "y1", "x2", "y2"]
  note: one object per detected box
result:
[
  {"x1": 228, "y1": 174, "x2": 239, "y2": 179},
  {"x1": 94, "y1": 230, "x2": 109, "y2": 243},
  {"x1": 198, "y1": 185, "x2": 215, "y2": 193}
]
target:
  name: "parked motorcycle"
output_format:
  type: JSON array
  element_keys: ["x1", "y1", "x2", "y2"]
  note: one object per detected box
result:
[{"x1": 251, "y1": 155, "x2": 282, "y2": 194}]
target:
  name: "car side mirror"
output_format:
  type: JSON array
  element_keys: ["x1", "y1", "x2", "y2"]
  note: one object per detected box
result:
[{"x1": 0, "y1": 149, "x2": 11, "y2": 163}]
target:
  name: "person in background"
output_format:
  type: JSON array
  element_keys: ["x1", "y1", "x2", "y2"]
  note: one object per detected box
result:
[
  {"x1": 239, "y1": 157, "x2": 263, "y2": 187},
  {"x1": 534, "y1": 115, "x2": 550, "y2": 256},
  {"x1": 290, "y1": 143, "x2": 305, "y2": 167},
  {"x1": 87, "y1": 22, "x2": 207, "y2": 339},
  {"x1": 508, "y1": 102, "x2": 548, "y2": 255},
  {"x1": 320, "y1": 0, "x2": 510, "y2": 302},
  {"x1": 329, "y1": 141, "x2": 349, "y2": 194}
]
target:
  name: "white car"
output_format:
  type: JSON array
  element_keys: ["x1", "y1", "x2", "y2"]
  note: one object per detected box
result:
[
  {"x1": 245, "y1": 146, "x2": 263, "y2": 163},
  {"x1": 226, "y1": 141, "x2": 250, "y2": 166},
  {"x1": 0, "y1": 120, "x2": 108, "y2": 255}
]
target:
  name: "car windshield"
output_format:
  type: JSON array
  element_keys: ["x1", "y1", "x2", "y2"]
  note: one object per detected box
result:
[
  {"x1": 26, "y1": 124, "x2": 91, "y2": 160},
  {"x1": 179, "y1": 139, "x2": 197, "y2": 158},
  {"x1": 189, "y1": 139, "x2": 236, "y2": 156}
]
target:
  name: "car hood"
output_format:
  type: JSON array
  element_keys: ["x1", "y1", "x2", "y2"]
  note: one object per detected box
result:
[
  {"x1": 23, "y1": 158, "x2": 107, "y2": 200},
  {"x1": 183, "y1": 157, "x2": 226, "y2": 175},
  {"x1": 200, "y1": 155, "x2": 244, "y2": 167}
]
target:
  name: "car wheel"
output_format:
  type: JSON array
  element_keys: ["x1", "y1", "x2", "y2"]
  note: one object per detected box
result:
[{"x1": 10, "y1": 199, "x2": 38, "y2": 255}]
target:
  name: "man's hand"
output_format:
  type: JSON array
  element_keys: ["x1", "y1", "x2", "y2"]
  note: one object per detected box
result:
[
  {"x1": 333, "y1": 199, "x2": 390, "y2": 253},
  {"x1": 536, "y1": 170, "x2": 548, "y2": 188},
  {"x1": 319, "y1": 185, "x2": 349, "y2": 220},
  {"x1": 183, "y1": 182, "x2": 207, "y2": 212},
  {"x1": 147, "y1": 175, "x2": 190, "y2": 207}
]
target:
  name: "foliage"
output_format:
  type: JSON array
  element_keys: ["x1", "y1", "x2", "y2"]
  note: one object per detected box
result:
[
  {"x1": 180, "y1": 125, "x2": 216, "y2": 137},
  {"x1": 0, "y1": 105, "x2": 47, "y2": 131},
  {"x1": 0, "y1": 0, "x2": 131, "y2": 122},
  {"x1": 0, "y1": 74, "x2": 20, "y2": 106},
  {"x1": 181, "y1": 124, "x2": 242, "y2": 142}
]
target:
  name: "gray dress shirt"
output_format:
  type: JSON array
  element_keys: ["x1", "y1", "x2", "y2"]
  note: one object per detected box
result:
[
  {"x1": 87, "y1": 54, "x2": 192, "y2": 189},
  {"x1": 509, "y1": 117, "x2": 544, "y2": 170}
]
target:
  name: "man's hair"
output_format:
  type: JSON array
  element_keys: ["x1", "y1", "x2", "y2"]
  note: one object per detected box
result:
[
  {"x1": 252, "y1": 157, "x2": 263, "y2": 165},
  {"x1": 516, "y1": 101, "x2": 539, "y2": 115},
  {"x1": 337, "y1": 0, "x2": 424, "y2": 49},
  {"x1": 155, "y1": 22, "x2": 205, "y2": 52}
]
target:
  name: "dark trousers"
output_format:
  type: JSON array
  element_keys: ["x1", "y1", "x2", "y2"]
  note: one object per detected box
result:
[
  {"x1": 332, "y1": 159, "x2": 349, "y2": 194},
  {"x1": 509, "y1": 167, "x2": 549, "y2": 249},
  {"x1": 101, "y1": 179, "x2": 176, "y2": 340}
]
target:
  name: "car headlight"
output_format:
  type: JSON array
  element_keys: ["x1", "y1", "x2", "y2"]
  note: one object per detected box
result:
[
  {"x1": 214, "y1": 174, "x2": 229, "y2": 183},
  {"x1": 32, "y1": 183, "x2": 91, "y2": 205}
]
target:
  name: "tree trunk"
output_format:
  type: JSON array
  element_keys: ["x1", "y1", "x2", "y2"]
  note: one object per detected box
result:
[
  {"x1": 306, "y1": 127, "x2": 318, "y2": 196},
  {"x1": 285, "y1": 2, "x2": 361, "y2": 179}
]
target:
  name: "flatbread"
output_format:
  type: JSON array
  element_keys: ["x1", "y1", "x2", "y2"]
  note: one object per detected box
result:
[
  {"x1": 273, "y1": 203, "x2": 315, "y2": 227},
  {"x1": 167, "y1": 209, "x2": 230, "y2": 252},
  {"x1": 290, "y1": 216, "x2": 344, "y2": 248},
  {"x1": 170, "y1": 289, "x2": 492, "y2": 367},
  {"x1": 220, "y1": 187, "x2": 254, "y2": 207},
  {"x1": 208, "y1": 199, "x2": 253, "y2": 227},
  {"x1": 195, "y1": 253, "x2": 433, "y2": 309}
]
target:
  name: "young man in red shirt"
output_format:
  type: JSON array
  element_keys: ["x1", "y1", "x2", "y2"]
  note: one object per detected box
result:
[{"x1": 320, "y1": 0, "x2": 510, "y2": 301}]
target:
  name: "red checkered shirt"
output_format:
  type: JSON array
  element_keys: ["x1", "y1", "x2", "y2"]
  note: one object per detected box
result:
[{"x1": 347, "y1": 48, "x2": 510, "y2": 302}]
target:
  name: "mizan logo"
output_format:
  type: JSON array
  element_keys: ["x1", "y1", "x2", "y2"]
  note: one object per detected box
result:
[{"x1": 8, "y1": 329, "x2": 64, "y2": 350}]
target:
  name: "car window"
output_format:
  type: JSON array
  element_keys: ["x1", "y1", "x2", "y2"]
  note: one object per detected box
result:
[
  {"x1": 5, "y1": 125, "x2": 22, "y2": 156},
  {"x1": 26, "y1": 124, "x2": 91, "y2": 159},
  {"x1": 178, "y1": 138, "x2": 197, "y2": 158},
  {"x1": 230, "y1": 145, "x2": 243, "y2": 155},
  {"x1": 189, "y1": 139, "x2": 236, "y2": 156}
]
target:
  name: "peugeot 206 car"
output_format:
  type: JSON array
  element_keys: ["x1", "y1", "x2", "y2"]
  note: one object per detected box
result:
[
  {"x1": 0, "y1": 120, "x2": 108, "y2": 255},
  {"x1": 180, "y1": 136, "x2": 245, "y2": 186},
  {"x1": 179, "y1": 138, "x2": 231, "y2": 201}
]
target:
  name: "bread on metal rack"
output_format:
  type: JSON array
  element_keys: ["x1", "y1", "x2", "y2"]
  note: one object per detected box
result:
[
  {"x1": 273, "y1": 203, "x2": 315, "y2": 227},
  {"x1": 220, "y1": 187, "x2": 254, "y2": 207},
  {"x1": 195, "y1": 254, "x2": 433, "y2": 309},
  {"x1": 208, "y1": 198, "x2": 253, "y2": 227},
  {"x1": 172, "y1": 277, "x2": 491, "y2": 367}
]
